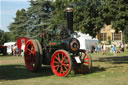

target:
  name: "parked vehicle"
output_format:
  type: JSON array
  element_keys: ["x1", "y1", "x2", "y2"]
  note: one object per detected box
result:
[
  {"x1": 18, "y1": 6, "x2": 92, "y2": 77},
  {"x1": 0, "y1": 45, "x2": 7, "y2": 55}
]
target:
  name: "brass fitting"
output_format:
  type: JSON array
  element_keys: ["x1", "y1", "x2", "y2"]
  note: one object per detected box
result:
[{"x1": 65, "y1": 7, "x2": 74, "y2": 12}]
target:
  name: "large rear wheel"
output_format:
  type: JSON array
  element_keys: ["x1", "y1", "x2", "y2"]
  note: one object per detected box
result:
[
  {"x1": 73, "y1": 49, "x2": 92, "y2": 74},
  {"x1": 51, "y1": 50, "x2": 72, "y2": 77},
  {"x1": 24, "y1": 39, "x2": 41, "y2": 72}
]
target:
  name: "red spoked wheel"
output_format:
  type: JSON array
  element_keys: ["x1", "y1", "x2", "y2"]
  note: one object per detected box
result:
[
  {"x1": 51, "y1": 50, "x2": 72, "y2": 77},
  {"x1": 24, "y1": 39, "x2": 41, "y2": 72},
  {"x1": 73, "y1": 49, "x2": 92, "y2": 74}
]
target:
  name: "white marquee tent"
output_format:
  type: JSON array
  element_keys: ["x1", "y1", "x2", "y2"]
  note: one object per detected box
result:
[{"x1": 75, "y1": 32, "x2": 98, "y2": 51}]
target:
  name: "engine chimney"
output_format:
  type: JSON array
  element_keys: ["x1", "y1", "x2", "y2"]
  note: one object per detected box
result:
[{"x1": 65, "y1": 6, "x2": 74, "y2": 34}]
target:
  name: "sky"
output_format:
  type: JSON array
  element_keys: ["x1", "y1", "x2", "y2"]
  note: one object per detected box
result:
[{"x1": 0, "y1": 0, "x2": 30, "y2": 32}]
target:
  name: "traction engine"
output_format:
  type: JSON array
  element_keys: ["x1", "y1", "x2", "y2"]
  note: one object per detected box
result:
[{"x1": 24, "y1": 6, "x2": 92, "y2": 77}]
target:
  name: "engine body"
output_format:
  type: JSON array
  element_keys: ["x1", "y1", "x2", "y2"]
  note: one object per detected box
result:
[
  {"x1": 38, "y1": 26, "x2": 80, "y2": 65},
  {"x1": 23, "y1": 6, "x2": 92, "y2": 77}
]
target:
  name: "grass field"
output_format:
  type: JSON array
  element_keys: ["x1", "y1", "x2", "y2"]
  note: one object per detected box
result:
[{"x1": 0, "y1": 49, "x2": 128, "y2": 85}]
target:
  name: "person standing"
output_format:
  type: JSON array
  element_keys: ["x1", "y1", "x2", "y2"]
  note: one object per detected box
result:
[
  {"x1": 119, "y1": 42, "x2": 121, "y2": 52},
  {"x1": 113, "y1": 44, "x2": 116, "y2": 53},
  {"x1": 13, "y1": 44, "x2": 17, "y2": 56},
  {"x1": 121, "y1": 43, "x2": 124, "y2": 52},
  {"x1": 21, "y1": 43, "x2": 25, "y2": 57},
  {"x1": 11, "y1": 45, "x2": 13, "y2": 55},
  {"x1": 16, "y1": 46, "x2": 19, "y2": 56},
  {"x1": 102, "y1": 43, "x2": 106, "y2": 55},
  {"x1": 97, "y1": 44, "x2": 101, "y2": 53}
]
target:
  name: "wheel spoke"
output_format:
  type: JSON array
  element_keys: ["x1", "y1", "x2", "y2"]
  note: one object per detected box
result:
[
  {"x1": 27, "y1": 48, "x2": 35, "y2": 55},
  {"x1": 57, "y1": 53, "x2": 61, "y2": 61},
  {"x1": 84, "y1": 57, "x2": 88, "y2": 60},
  {"x1": 55, "y1": 65, "x2": 60, "y2": 71},
  {"x1": 60, "y1": 65, "x2": 64, "y2": 73},
  {"x1": 62, "y1": 63, "x2": 69, "y2": 67},
  {"x1": 84, "y1": 61, "x2": 89, "y2": 65},
  {"x1": 63, "y1": 65, "x2": 68, "y2": 71},
  {"x1": 55, "y1": 54, "x2": 61, "y2": 62},
  {"x1": 54, "y1": 61, "x2": 59, "y2": 64},
  {"x1": 61, "y1": 55, "x2": 66, "y2": 62},
  {"x1": 63, "y1": 59, "x2": 69, "y2": 64},
  {"x1": 27, "y1": 48, "x2": 31, "y2": 52}
]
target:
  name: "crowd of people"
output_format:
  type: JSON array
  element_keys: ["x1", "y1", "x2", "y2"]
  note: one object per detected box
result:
[
  {"x1": 11, "y1": 41, "x2": 126, "y2": 56},
  {"x1": 91, "y1": 42, "x2": 125, "y2": 55},
  {"x1": 11, "y1": 42, "x2": 25, "y2": 57}
]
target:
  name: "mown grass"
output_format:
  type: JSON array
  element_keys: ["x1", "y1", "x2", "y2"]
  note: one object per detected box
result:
[{"x1": 0, "y1": 49, "x2": 128, "y2": 85}]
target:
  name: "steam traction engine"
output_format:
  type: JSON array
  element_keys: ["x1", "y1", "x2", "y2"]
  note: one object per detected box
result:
[{"x1": 24, "y1": 7, "x2": 92, "y2": 77}]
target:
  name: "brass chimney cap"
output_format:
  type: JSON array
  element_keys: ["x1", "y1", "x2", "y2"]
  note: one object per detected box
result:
[{"x1": 65, "y1": 6, "x2": 74, "y2": 12}]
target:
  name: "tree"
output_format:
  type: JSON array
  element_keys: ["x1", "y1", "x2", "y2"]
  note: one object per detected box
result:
[
  {"x1": 0, "y1": 30, "x2": 11, "y2": 45},
  {"x1": 9, "y1": 0, "x2": 54, "y2": 38},
  {"x1": 73, "y1": 0, "x2": 104, "y2": 37},
  {"x1": 8, "y1": 0, "x2": 128, "y2": 39},
  {"x1": 26, "y1": 0, "x2": 54, "y2": 36},
  {"x1": 99, "y1": 0, "x2": 128, "y2": 32},
  {"x1": 99, "y1": 0, "x2": 128, "y2": 43},
  {"x1": 48, "y1": 0, "x2": 104, "y2": 37},
  {"x1": 8, "y1": 9, "x2": 28, "y2": 40}
]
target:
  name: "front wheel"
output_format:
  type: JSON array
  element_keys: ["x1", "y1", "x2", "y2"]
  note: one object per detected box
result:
[
  {"x1": 51, "y1": 50, "x2": 72, "y2": 77},
  {"x1": 73, "y1": 49, "x2": 92, "y2": 74}
]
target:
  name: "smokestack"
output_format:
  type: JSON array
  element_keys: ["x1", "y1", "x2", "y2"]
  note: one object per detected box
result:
[{"x1": 65, "y1": 6, "x2": 74, "y2": 34}]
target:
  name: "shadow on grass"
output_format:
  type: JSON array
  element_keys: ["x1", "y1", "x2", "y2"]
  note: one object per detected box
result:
[
  {"x1": 71, "y1": 66, "x2": 106, "y2": 77},
  {"x1": 0, "y1": 64, "x2": 106, "y2": 79},
  {"x1": 93, "y1": 56, "x2": 128, "y2": 64},
  {"x1": 90, "y1": 66, "x2": 105, "y2": 73},
  {"x1": 0, "y1": 65, "x2": 53, "y2": 80}
]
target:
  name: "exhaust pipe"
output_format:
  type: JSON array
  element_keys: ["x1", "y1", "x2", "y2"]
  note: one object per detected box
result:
[{"x1": 65, "y1": 6, "x2": 74, "y2": 34}]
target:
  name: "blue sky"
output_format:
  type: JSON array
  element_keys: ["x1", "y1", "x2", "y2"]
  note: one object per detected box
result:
[{"x1": 0, "y1": 0, "x2": 30, "y2": 32}]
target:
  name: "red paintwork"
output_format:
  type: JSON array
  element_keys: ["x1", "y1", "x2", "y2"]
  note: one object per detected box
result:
[
  {"x1": 0, "y1": 46, "x2": 7, "y2": 48},
  {"x1": 81, "y1": 53, "x2": 90, "y2": 73},
  {"x1": 24, "y1": 40, "x2": 36, "y2": 71},
  {"x1": 17, "y1": 37, "x2": 29, "y2": 51},
  {"x1": 51, "y1": 50, "x2": 71, "y2": 77},
  {"x1": 49, "y1": 42, "x2": 56, "y2": 45}
]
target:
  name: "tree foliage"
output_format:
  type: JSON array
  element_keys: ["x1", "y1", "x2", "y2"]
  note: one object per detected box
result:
[
  {"x1": 8, "y1": 0, "x2": 128, "y2": 39},
  {"x1": 8, "y1": 9, "x2": 28, "y2": 39},
  {"x1": 0, "y1": 30, "x2": 12, "y2": 45},
  {"x1": 100, "y1": 0, "x2": 128, "y2": 32}
]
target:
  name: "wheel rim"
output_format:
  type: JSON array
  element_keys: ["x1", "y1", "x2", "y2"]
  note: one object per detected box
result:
[
  {"x1": 24, "y1": 40, "x2": 37, "y2": 71},
  {"x1": 74, "y1": 50, "x2": 92, "y2": 73},
  {"x1": 51, "y1": 50, "x2": 72, "y2": 77}
]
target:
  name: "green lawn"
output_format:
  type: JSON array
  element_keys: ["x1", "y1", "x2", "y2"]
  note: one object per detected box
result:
[{"x1": 0, "y1": 49, "x2": 128, "y2": 85}]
